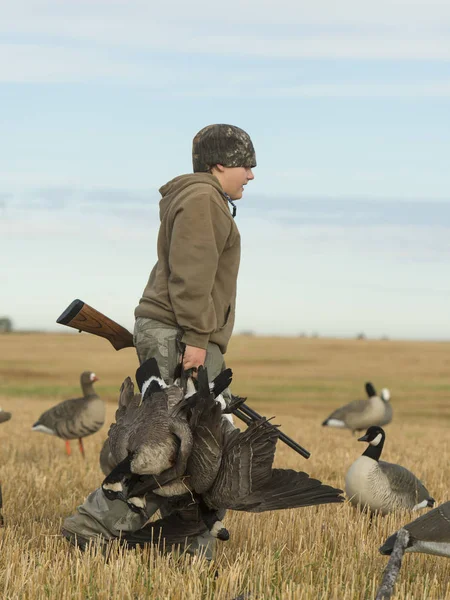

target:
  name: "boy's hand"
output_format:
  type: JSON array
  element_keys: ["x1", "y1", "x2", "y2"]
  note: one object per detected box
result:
[{"x1": 182, "y1": 345, "x2": 207, "y2": 373}]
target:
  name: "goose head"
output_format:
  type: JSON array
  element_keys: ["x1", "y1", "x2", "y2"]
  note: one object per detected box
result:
[
  {"x1": 80, "y1": 371, "x2": 99, "y2": 385},
  {"x1": 380, "y1": 388, "x2": 391, "y2": 402},
  {"x1": 101, "y1": 454, "x2": 134, "y2": 501},
  {"x1": 358, "y1": 426, "x2": 386, "y2": 460}
]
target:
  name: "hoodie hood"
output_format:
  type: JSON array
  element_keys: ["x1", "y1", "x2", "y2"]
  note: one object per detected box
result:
[{"x1": 159, "y1": 173, "x2": 225, "y2": 220}]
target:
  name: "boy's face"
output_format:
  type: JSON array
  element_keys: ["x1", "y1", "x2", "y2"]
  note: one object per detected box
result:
[{"x1": 218, "y1": 166, "x2": 255, "y2": 200}]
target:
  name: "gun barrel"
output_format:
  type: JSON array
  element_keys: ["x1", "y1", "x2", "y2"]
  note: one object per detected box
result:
[{"x1": 237, "y1": 402, "x2": 311, "y2": 459}]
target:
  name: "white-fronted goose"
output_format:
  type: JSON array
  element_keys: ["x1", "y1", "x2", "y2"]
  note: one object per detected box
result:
[
  {"x1": 376, "y1": 502, "x2": 450, "y2": 599},
  {"x1": 32, "y1": 371, "x2": 104, "y2": 457},
  {"x1": 322, "y1": 382, "x2": 392, "y2": 434},
  {"x1": 0, "y1": 409, "x2": 11, "y2": 424},
  {"x1": 345, "y1": 426, "x2": 434, "y2": 515}
]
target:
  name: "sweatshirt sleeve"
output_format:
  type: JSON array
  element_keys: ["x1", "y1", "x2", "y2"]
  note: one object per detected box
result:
[{"x1": 167, "y1": 191, "x2": 231, "y2": 349}]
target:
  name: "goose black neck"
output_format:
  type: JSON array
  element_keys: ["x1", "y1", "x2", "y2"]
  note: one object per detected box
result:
[
  {"x1": 104, "y1": 454, "x2": 132, "y2": 483},
  {"x1": 362, "y1": 438, "x2": 384, "y2": 461}
]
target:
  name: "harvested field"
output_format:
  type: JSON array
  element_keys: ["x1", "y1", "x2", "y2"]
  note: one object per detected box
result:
[{"x1": 0, "y1": 333, "x2": 449, "y2": 599}]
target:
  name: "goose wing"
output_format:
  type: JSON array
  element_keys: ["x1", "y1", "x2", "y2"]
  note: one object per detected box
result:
[
  {"x1": 34, "y1": 395, "x2": 89, "y2": 432},
  {"x1": 204, "y1": 419, "x2": 278, "y2": 509},
  {"x1": 99, "y1": 437, "x2": 117, "y2": 476},
  {"x1": 185, "y1": 368, "x2": 224, "y2": 493},
  {"x1": 379, "y1": 461, "x2": 433, "y2": 503},
  {"x1": 108, "y1": 377, "x2": 142, "y2": 462},
  {"x1": 324, "y1": 398, "x2": 370, "y2": 422},
  {"x1": 231, "y1": 468, "x2": 344, "y2": 512}
]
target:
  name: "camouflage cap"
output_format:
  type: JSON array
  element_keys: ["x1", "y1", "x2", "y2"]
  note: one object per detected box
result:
[{"x1": 192, "y1": 124, "x2": 257, "y2": 172}]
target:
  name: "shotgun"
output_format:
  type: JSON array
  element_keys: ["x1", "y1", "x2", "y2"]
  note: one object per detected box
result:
[
  {"x1": 57, "y1": 299, "x2": 134, "y2": 350},
  {"x1": 56, "y1": 299, "x2": 311, "y2": 459}
]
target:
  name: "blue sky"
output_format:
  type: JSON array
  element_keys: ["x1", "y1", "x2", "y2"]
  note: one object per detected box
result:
[{"x1": 1, "y1": 0, "x2": 450, "y2": 340}]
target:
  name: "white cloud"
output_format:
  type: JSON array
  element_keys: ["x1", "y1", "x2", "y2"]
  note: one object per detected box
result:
[
  {"x1": 0, "y1": 0, "x2": 449, "y2": 75},
  {"x1": 3, "y1": 0, "x2": 450, "y2": 30}
]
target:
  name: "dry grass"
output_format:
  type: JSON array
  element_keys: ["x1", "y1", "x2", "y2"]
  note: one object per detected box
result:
[{"x1": 0, "y1": 333, "x2": 449, "y2": 599}]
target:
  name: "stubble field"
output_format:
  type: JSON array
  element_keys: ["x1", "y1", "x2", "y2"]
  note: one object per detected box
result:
[{"x1": 0, "y1": 332, "x2": 449, "y2": 599}]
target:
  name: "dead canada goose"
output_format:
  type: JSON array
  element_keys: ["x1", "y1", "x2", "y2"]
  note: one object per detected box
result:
[
  {"x1": 376, "y1": 502, "x2": 450, "y2": 600},
  {"x1": 122, "y1": 363, "x2": 235, "y2": 541},
  {"x1": 0, "y1": 409, "x2": 11, "y2": 424},
  {"x1": 345, "y1": 426, "x2": 435, "y2": 515},
  {"x1": 102, "y1": 359, "x2": 232, "y2": 499},
  {"x1": 32, "y1": 371, "x2": 104, "y2": 457},
  {"x1": 322, "y1": 382, "x2": 392, "y2": 434},
  {"x1": 119, "y1": 364, "x2": 344, "y2": 549}
]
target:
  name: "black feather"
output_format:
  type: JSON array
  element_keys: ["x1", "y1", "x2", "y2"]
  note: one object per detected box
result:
[
  {"x1": 135, "y1": 358, "x2": 163, "y2": 394},
  {"x1": 210, "y1": 368, "x2": 233, "y2": 397}
]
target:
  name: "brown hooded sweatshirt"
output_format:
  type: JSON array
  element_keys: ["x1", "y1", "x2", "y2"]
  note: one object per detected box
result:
[{"x1": 134, "y1": 173, "x2": 240, "y2": 354}]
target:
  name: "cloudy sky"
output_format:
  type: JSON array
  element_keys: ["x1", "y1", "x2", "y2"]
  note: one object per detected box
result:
[{"x1": 1, "y1": 0, "x2": 449, "y2": 340}]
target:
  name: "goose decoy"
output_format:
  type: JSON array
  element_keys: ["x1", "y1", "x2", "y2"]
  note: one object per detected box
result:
[
  {"x1": 0, "y1": 409, "x2": 11, "y2": 424},
  {"x1": 376, "y1": 502, "x2": 450, "y2": 600},
  {"x1": 32, "y1": 371, "x2": 104, "y2": 457},
  {"x1": 322, "y1": 382, "x2": 392, "y2": 434},
  {"x1": 345, "y1": 426, "x2": 435, "y2": 515},
  {"x1": 380, "y1": 501, "x2": 450, "y2": 557}
]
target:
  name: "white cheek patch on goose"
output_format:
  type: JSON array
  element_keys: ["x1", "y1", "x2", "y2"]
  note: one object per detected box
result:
[
  {"x1": 90, "y1": 373, "x2": 97, "y2": 381},
  {"x1": 102, "y1": 482, "x2": 123, "y2": 492},
  {"x1": 369, "y1": 433, "x2": 383, "y2": 446},
  {"x1": 128, "y1": 496, "x2": 146, "y2": 509},
  {"x1": 412, "y1": 499, "x2": 430, "y2": 511},
  {"x1": 381, "y1": 388, "x2": 391, "y2": 401},
  {"x1": 141, "y1": 376, "x2": 167, "y2": 398}
]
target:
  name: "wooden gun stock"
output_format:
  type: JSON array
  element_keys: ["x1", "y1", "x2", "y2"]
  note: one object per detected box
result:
[{"x1": 56, "y1": 299, "x2": 134, "y2": 351}]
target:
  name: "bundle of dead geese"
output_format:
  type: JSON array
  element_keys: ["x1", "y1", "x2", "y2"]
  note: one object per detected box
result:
[{"x1": 101, "y1": 358, "x2": 344, "y2": 546}]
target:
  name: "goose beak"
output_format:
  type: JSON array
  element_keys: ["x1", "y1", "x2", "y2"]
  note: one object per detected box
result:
[{"x1": 357, "y1": 434, "x2": 370, "y2": 442}]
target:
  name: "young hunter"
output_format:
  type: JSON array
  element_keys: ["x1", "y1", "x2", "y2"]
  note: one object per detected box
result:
[{"x1": 61, "y1": 124, "x2": 256, "y2": 558}]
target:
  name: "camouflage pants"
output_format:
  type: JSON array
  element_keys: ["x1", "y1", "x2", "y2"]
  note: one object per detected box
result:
[
  {"x1": 62, "y1": 317, "x2": 231, "y2": 559},
  {"x1": 133, "y1": 316, "x2": 231, "y2": 402}
]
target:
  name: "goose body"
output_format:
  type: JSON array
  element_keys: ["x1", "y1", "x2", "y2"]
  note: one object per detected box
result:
[
  {"x1": 104, "y1": 361, "x2": 192, "y2": 491},
  {"x1": 380, "y1": 501, "x2": 450, "y2": 557},
  {"x1": 345, "y1": 426, "x2": 434, "y2": 515},
  {"x1": 32, "y1": 371, "x2": 104, "y2": 456},
  {"x1": 376, "y1": 502, "x2": 450, "y2": 600},
  {"x1": 323, "y1": 383, "x2": 392, "y2": 433},
  {"x1": 0, "y1": 409, "x2": 11, "y2": 424}
]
